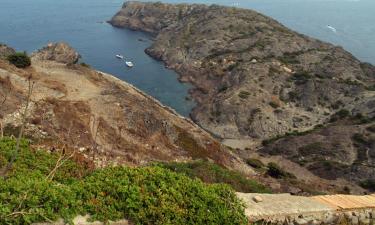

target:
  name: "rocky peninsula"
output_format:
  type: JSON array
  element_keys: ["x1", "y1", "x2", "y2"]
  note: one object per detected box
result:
[
  {"x1": 110, "y1": 1, "x2": 375, "y2": 192},
  {"x1": 110, "y1": 1, "x2": 375, "y2": 142}
]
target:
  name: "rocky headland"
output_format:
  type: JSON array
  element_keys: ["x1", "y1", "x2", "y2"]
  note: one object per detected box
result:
[
  {"x1": 110, "y1": 1, "x2": 375, "y2": 193},
  {"x1": 110, "y1": 1, "x2": 375, "y2": 142}
]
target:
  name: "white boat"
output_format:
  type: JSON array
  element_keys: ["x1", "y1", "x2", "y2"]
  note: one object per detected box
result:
[
  {"x1": 125, "y1": 61, "x2": 134, "y2": 67},
  {"x1": 116, "y1": 54, "x2": 124, "y2": 59},
  {"x1": 327, "y1": 25, "x2": 337, "y2": 33}
]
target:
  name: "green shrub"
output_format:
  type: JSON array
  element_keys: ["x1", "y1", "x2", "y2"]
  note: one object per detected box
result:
[
  {"x1": 245, "y1": 158, "x2": 265, "y2": 169},
  {"x1": 329, "y1": 109, "x2": 350, "y2": 122},
  {"x1": 289, "y1": 71, "x2": 312, "y2": 85},
  {"x1": 359, "y1": 179, "x2": 375, "y2": 191},
  {"x1": 80, "y1": 62, "x2": 90, "y2": 68},
  {"x1": 7, "y1": 52, "x2": 31, "y2": 68},
  {"x1": 288, "y1": 91, "x2": 298, "y2": 101},
  {"x1": 342, "y1": 78, "x2": 361, "y2": 86},
  {"x1": 238, "y1": 91, "x2": 251, "y2": 99},
  {"x1": 156, "y1": 160, "x2": 270, "y2": 193},
  {"x1": 267, "y1": 162, "x2": 296, "y2": 179},
  {"x1": 218, "y1": 85, "x2": 228, "y2": 93},
  {"x1": 80, "y1": 167, "x2": 248, "y2": 225},
  {"x1": 351, "y1": 114, "x2": 375, "y2": 124},
  {"x1": 0, "y1": 138, "x2": 248, "y2": 225},
  {"x1": 352, "y1": 133, "x2": 370, "y2": 146},
  {"x1": 269, "y1": 101, "x2": 279, "y2": 108},
  {"x1": 0, "y1": 173, "x2": 80, "y2": 224},
  {"x1": 331, "y1": 100, "x2": 344, "y2": 110},
  {"x1": 278, "y1": 52, "x2": 300, "y2": 65}
]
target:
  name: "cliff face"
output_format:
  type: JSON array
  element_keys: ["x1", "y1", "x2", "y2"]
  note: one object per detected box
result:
[
  {"x1": 110, "y1": 2, "x2": 375, "y2": 144},
  {"x1": 0, "y1": 43, "x2": 249, "y2": 172}
]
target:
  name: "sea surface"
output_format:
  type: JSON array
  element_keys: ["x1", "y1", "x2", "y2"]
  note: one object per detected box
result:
[{"x1": 0, "y1": 0, "x2": 374, "y2": 116}]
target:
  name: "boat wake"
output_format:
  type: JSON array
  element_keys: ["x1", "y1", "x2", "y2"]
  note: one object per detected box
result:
[{"x1": 327, "y1": 25, "x2": 337, "y2": 33}]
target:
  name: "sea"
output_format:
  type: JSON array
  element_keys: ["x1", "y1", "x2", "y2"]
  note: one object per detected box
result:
[{"x1": 0, "y1": 0, "x2": 374, "y2": 116}]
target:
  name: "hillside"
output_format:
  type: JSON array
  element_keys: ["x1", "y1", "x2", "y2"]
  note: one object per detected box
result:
[
  {"x1": 0, "y1": 42, "x2": 248, "y2": 172},
  {"x1": 110, "y1": 1, "x2": 375, "y2": 145},
  {"x1": 260, "y1": 116, "x2": 375, "y2": 187},
  {"x1": 110, "y1": 1, "x2": 375, "y2": 193}
]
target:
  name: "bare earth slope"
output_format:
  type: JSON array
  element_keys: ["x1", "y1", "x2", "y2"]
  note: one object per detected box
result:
[
  {"x1": 110, "y1": 1, "x2": 375, "y2": 145},
  {"x1": 0, "y1": 43, "x2": 249, "y2": 172}
]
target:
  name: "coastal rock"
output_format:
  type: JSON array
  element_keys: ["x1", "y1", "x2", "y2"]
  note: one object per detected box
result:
[
  {"x1": 0, "y1": 44, "x2": 15, "y2": 59},
  {"x1": 31, "y1": 42, "x2": 81, "y2": 64},
  {"x1": 110, "y1": 1, "x2": 375, "y2": 142},
  {"x1": 110, "y1": 1, "x2": 375, "y2": 189}
]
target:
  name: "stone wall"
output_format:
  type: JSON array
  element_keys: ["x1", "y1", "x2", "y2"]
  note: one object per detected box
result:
[
  {"x1": 237, "y1": 193, "x2": 375, "y2": 225},
  {"x1": 254, "y1": 209, "x2": 375, "y2": 225}
]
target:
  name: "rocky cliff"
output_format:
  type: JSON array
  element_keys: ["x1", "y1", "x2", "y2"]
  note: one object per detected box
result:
[
  {"x1": 110, "y1": 1, "x2": 375, "y2": 193},
  {"x1": 0, "y1": 42, "x2": 249, "y2": 173},
  {"x1": 110, "y1": 1, "x2": 375, "y2": 144}
]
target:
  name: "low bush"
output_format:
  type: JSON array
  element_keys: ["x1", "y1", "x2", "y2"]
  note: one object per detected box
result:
[
  {"x1": 269, "y1": 101, "x2": 280, "y2": 108},
  {"x1": 7, "y1": 52, "x2": 31, "y2": 68},
  {"x1": 278, "y1": 53, "x2": 300, "y2": 65},
  {"x1": 352, "y1": 133, "x2": 369, "y2": 146},
  {"x1": 156, "y1": 160, "x2": 271, "y2": 193},
  {"x1": 245, "y1": 158, "x2": 265, "y2": 169},
  {"x1": 267, "y1": 162, "x2": 296, "y2": 179},
  {"x1": 238, "y1": 91, "x2": 251, "y2": 99},
  {"x1": 79, "y1": 62, "x2": 90, "y2": 68},
  {"x1": 359, "y1": 179, "x2": 375, "y2": 192},
  {"x1": 0, "y1": 138, "x2": 248, "y2": 225},
  {"x1": 329, "y1": 109, "x2": 350, "y2": 122},
  {"x1": 289, "y1": 71, "x2": 312, "y2": 85}
]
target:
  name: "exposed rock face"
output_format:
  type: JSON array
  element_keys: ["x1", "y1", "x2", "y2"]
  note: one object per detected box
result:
[
  {"x1": 110, "y1": 2, "x2": 375, "y2": 144},
  {"x1": 31, "y1": 42, "x2": 81, "y2": 64},
  {"x1": 0, "y1": 44, "x2": 16, "y2": 59},
  {"x1": 0, "y1": 43, "x2": 250, "y2": 173}
]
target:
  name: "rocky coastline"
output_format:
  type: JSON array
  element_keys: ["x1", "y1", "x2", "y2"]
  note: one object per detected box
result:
[
  {"x1": 109, "y1": 1, "x2": 375, "y2": 192},
  {"x1": 109, "y1": 1, "x2": 375, "y2": 142}
]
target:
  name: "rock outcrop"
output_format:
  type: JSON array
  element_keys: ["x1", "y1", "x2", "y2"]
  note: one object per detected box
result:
[
  {"x1": 110, "y1": 2, "x2": 375, "y2": 144},
  {"x1": 31, "y1": 42, "x2": 81, "y2": 64},
  {"x1": 0, "y1": 43, "x2": 250, "y2": 173},
  {"x1": 0, "y1": 44, "x2": 15, "y2": 59}
]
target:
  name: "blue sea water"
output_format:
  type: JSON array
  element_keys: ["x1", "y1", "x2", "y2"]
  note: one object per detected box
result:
[{"x1": 0, "y1": 0, "x2": 374, "y2": 116}]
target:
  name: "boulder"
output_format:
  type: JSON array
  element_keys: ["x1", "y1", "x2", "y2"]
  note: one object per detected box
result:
[
  {"x1": 252, "y1": 196, "x2": 263, "y2": 203},
  {"x1": 32, "y1": 42, "x2": 80, "y2": 64},
  {"x1": 0, "y1": 44, "x2": 16, "y2": 59}
]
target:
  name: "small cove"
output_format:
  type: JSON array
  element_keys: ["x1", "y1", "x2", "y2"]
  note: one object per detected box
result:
[{"x1": 1, "y1": 0, "x2": 374, "y2": 117}]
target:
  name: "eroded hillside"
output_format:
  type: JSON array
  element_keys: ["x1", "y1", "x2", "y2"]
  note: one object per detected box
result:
[{"x1": 0, "y1": 43, "x2": 248, "y2": 172}]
